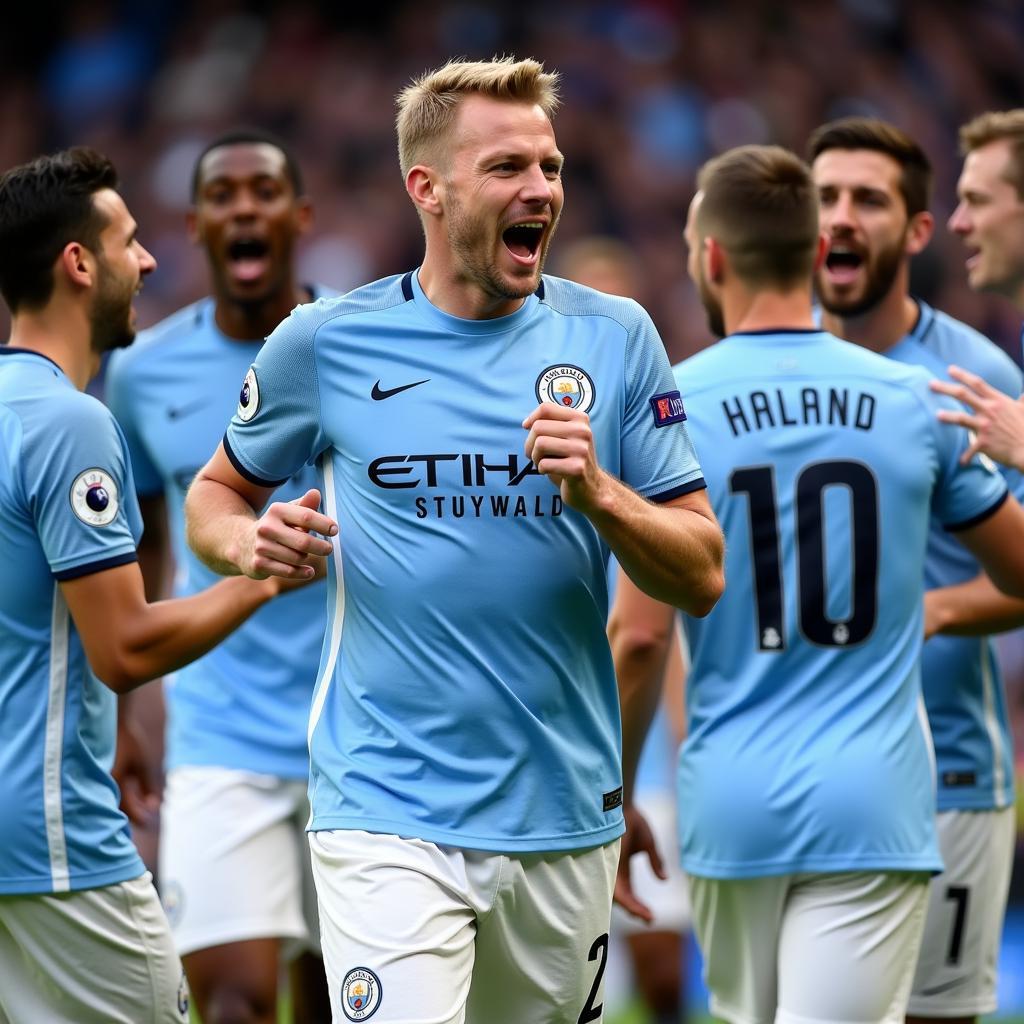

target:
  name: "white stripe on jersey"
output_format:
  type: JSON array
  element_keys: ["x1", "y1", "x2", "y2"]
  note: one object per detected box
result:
[
  {"x1": 917, "y1": 692, "x2": 937, "y2": 793},
  {"x1": 307, "y1": 451, "x2": 346, "y2": 749},
  {"x1": 980, "y1": 641, "x2": 1008, "y2": 808},
  {"x1": 45, "y1": 587, "x2": 71, "y2": 891}
]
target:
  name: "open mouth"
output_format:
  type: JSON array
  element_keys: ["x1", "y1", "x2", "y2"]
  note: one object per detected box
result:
[
  {"x1": 824, "y1": 244, "x2": 864, "y2": 285},
  {"x1": 226, "y1": 237, "x2": 270, "y2": 282},
  {"x1": 502, "y1": 222, "x2": 545, "y2": 264}
]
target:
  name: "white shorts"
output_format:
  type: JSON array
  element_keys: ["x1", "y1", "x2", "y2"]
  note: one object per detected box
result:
[
  {"x1": 159, "y1": 766, "x2": 319, "y2": 958},
  {"x1": 611, "y1": 791, "x2": 690, "y2": 936},
  {"x1": 907, "y1": 807, "x2": 1016, "y2": 1017},
  {"x1": 309, "y1": 829, "x2": 619, "y2": 1024},
  {"x1": 689, "y1": 870, "x2": 929, "y2": 1024},
  {"x1": 0, "y1": 872, "x2": 188, "y2": 1024}
]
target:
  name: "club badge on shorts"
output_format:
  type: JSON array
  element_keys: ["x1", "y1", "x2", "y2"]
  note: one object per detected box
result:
[
  {"x1": 342, "y1": 967, "x2": 382, "y2": 1021},
  {"x1": 70, "y1": 468, "x2": 119, "y2": 526},
  {"x1": 535, "y1": 364, "x2": 596, "y2": 413}
]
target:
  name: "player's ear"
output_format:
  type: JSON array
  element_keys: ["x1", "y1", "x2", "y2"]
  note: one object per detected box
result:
[
  {"x1": 59, "y1": 241, "x2": 93, "y2": 290},
  {"x1": 706, "y1": 237, "x2": 725, "y2": 283},
  {"x1": 293, "y1": 196, "x2": 314, "y2": 236},
  {"x1": 905, "y1": 210, "x2": 934, "y2": 256},
  {"x1": 185, "y1": 209, "x2": 201, "y2": 246},
  {"x1": 812, "y1": 232, "x2": 829, "y2": 273},
  {"x1": 406, "y1": 165, "x2": 443, "y2": 218}
]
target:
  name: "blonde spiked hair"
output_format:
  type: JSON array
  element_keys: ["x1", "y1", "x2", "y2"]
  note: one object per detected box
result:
[{"x1": 395, "y1": 57, "x2": 560, "y2": 178}]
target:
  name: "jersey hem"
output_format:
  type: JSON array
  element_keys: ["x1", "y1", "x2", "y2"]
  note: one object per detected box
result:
[
  {"x1": 646, "y1": 476, "x2": 707, "y2": 503},
  {"x1": 0, "y1": 856, "x2": 145, "y2": 895},
  {"x1": 307, "y1": 814, "x2": 625, "y2": 852},
  {"x1": 166, "y1": 750, "x2": 310, "y2": 782},
  {"x1": 936, "y1": 790, "x2": 1014, "y2": 812},
  {"x1": 52, "y1": 550, "x2": 138, "y2": 581},
  {"x1": 681, "y1": 852, "x2": 943, "y2": 878}
]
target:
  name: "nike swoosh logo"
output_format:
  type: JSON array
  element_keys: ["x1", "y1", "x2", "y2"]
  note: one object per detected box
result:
[
  {"x1": 371, "y1": 378, "x2": 430, "y2": 401},
  {"x1": 166, "y1": 399, "x2": 207, "y2": 420}
]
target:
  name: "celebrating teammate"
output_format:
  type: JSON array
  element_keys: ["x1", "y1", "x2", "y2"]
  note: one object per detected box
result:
[
  {"x1": 611, "y1": 144, "x2": 1024, "y2": 1024},
  {"x1": 184, "y1": 57, "x2": 724, "y2": 1024},
  {"x1": 809, "y1": 116, "x2": 1024, "y2": 1024},
  {"x1": 105, "y1": 130, "x2": 331, "y2": 1024},
  {"x1": 0, "y1": 149, "x2": 308, "y2": 1022}
]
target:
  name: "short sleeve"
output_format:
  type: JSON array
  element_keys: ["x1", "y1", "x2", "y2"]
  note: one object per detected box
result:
[
  {"x1": 620, "y1": 309, "x2": 705, "y2": 503},
  {"x1": 104, "y1": 351, "x2": 164, "y2": 497},
  {"x1": 929, "y1": 389, "x2": 1009, "y2": 530},
  {"x1": 23, "y1": 394, "x2": 140, "y2": 580},
  {"x1": 223, "y1": 304, "x2": 328, "y2": 487}
]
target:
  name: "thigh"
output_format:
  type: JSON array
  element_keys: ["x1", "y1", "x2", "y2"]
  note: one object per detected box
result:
[
  {"x1": 467, "y1": 840, "x2": 618, "y2": 1024},
  {"x1": 907, "y1": 807, "x2": 1015, "y2": 1018},
  {"x1": 688, "y1": 873, "x2": 789, "y2": 1024},
  {"x1": 159, "y1": 767, "x2": 309, "y2": 957},
  {"x1": 0, "y1": 874, "x2": 188, "y2": 1024},
  {"x1": 310, "y1": 829, "x2": 481, "y2": 1024},
  {"x1": 777, "y1": 871, "x2": 929, "y2": 1024}
]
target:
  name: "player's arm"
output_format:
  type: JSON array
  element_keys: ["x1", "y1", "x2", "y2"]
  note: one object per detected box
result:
[
  {"x1": 62, "y1": 559, "x2": 289, "y2": 694},
  {"x1": 608, "y1": 565, "x2": 677, "y2": 921},
  {"x1": 925, "y1": 572, "x2": 1024, "y2": 639},
  {"x1": 950, "y1": 495, "x2": 1024, "y2": 599},
  {"x1": 931, "y1": 365, "x2": 1024, "y2": 471},
  {"x1": 185, "y1": 442, "x2": 336, "y2": 581},
  {"x1": 523, "y1": 402, "x2": 724, "y2": 613}
]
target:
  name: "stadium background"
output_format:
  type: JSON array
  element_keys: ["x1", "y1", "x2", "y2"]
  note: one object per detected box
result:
[{"x1": 4, "y1": 0, "x2": 1024, "y2": 1019}]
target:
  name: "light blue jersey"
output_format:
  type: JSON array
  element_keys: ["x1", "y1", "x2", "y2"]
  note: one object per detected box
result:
[
  {"x1": 222, "y1": 271, "x2": 705, "y2": 852},
  {"x1": 675, "y1": 329, "x2": 1007, "y2": 879},
  {"x1": 0, "y1": 348, "x2": 144, "y2": 894},
  {"x1": 106, "y1": 292, "x2": 333, "y2": 779},
  {"x1": 886, "y1": 302, "x2": 1023, "y2": 812}
]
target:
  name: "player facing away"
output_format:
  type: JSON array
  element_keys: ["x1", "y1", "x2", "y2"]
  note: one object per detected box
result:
[
  {"x1": 558, "y1": 235, "x2": 692, "y2": 1024},
  {"x1": 0, "y1": 150, "x2": 310, "y2": 1023},
  {"x1": 610, "y1": 144, "x2": 1024, "y2": 1024},
  {"x1": 930, "y1": 111, "x2": 1024, "y2": 472},
  {"x1": 809, "y1": 116, "x2": 1024, "y2": 1024},
  {"x1": 105, "y1": 129, "x2": 331, "y2": 1024},
  {"x1": 184, "y1": 57, "x2": 725, "y2": 1024}
]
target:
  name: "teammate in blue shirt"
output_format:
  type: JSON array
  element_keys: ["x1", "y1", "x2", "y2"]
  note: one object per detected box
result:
[
  {"x1": 810, "y1": 117, "x2": 1024, "y2": 1024},
  {"x1": 0, "y1": 149, "x2": 306, "y2": 1023},
  {"x1": 105, "y1": 129, "x2": 330, "y2": 1024},
  {"x1": 184, "y1": 57, "x2": 725, "y2": 1024},
  {"x1": 610, "y1": 144, "x2": 1024, "y2": 1024},
  {"x1": 934, "y1": 111, "x2": 1024, "y2": 472}
]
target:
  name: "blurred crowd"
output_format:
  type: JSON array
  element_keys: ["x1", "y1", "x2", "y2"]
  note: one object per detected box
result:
[{"x1": 3, "y1": 0, "x2": 1024, "y2": 361}]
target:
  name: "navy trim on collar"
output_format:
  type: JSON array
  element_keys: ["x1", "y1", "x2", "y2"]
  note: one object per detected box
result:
[
  {"x1": 0, "y1": 346, "x2": 64, "y2": 372},
  {"x1": 401, "y1": 271, "x2": 415, "y2": 301}
]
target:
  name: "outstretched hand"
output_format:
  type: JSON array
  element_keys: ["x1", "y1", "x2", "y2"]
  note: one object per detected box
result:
[
  {"x1": 613, "y1": 802, "x2": 667, "y2": 923},
  {"x1": 931, "y1": 365, "x2": 1024, "y2": 470},
  {"x1": 243, "y1": 488, "x2": 338, "y2": 581}
]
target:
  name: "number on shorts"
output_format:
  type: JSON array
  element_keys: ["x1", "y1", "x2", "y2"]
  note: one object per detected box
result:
[
  {"x1": 577, "y1": 932, "x2": 609, "y2": 1024},
  {"x1": 945, "y1": 885, "x2": 970, "y2": 965}
]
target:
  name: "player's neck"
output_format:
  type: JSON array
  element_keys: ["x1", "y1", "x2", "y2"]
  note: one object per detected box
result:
[
  {"x1": 7, "y1": 303, "x2": 96, "y2": 390},
  {"x1": 820, "y1": 290, "x2": 918, "y2": 354},
  {"x1": 726, "y1": 287, "x2": 816, "y2": 335},
  {"x1": 417, "y1": 259, "x2": 527, "y2": 321},
  {"x1": 213, "y1": 283, "x2": 310, "y2": 342}
]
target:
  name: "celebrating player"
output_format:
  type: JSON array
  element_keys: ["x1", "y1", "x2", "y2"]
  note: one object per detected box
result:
[
  {"x1": 810, "y1": 116, "x2": 1024, "y2": 1024},
  {"x1": 104, "y1": 130, "x2": 331, "y2": 1024},
  {"x1": 184, "y1": 57, "x2": 724, "y2": 1024},
  {"x1": 611, "y1": 144, "x2": 1024, "y2": 1024},
  {"x1": 0, "y1": 149, "x2": 308, "y2": 1022}
]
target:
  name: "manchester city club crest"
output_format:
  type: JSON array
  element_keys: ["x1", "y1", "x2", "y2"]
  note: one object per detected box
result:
[
  {"x1": 69, "y1": 468, "x2": 119, "y2": 527},
  {"x1": 535, "y1": 364, "x2": 596, "y2": 413},
  {"x1": 342, "y1": 967, "x2": 382, "y2": 1021},
  {"x1": 237, "y1": 365, "x2": 260, "y2": 422}
]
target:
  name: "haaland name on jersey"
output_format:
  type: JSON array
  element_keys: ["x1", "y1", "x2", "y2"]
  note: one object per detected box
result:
[{"x1": 720, "y1": 385, "x2": 877, "y2": 436}]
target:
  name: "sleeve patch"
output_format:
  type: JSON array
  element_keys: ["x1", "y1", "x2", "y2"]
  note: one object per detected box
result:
[
  {"x1": 69, "y1": 468, "x2": 120, "y2": 527},
  {"x1": 649, "y1": 391, "x2": 687, "y2": 428},
  {"x1": 237, "y1": 366, "x2": 261, "y2": 422}
]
